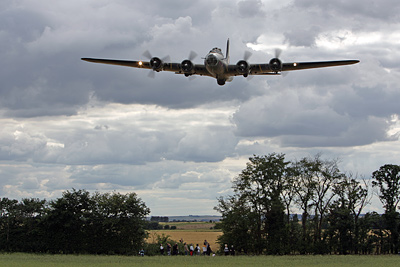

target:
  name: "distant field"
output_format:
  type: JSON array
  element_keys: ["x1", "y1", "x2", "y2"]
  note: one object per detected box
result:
[
  {"x1": 147, "y1": 230, "x2": 222, "y2": 251},
  {"x1": 1, "y1": 254, "x2": 400, "y2": 267},
  {"x1": 147, "y1": 222, "x2": 222, "y2": 251}
]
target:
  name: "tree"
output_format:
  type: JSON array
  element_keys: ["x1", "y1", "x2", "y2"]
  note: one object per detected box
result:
[
  {"x1": 0, "y1": 197, "x2": 47, "y2": 252},
  {"x1": 292, "y1": 157, "x2": 318, "y2": 254},
  {"x1": 91, "y1": 191, "x2": 150, "y2": 254},
  {"x1": 328, "y1": 174, "x2": 370, "y2": 254},
  {"x1": 44, "y1": 189, "x2": 95, "y2": 253},
  {"x1": 372, "y1": 164, "x2": 400, "y2": 254},
  {"x1": 215, "y1": 153, "x2": 290, "y2": 254},
  {"x1": 215, "y1": 195, "x2": 259, "y2": 254},
  {"x1": 43, "y1": 189, "x2": 150, "y2": 254}
]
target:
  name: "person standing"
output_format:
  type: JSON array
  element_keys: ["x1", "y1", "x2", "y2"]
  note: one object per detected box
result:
[
  {"x1": 202, "y1": 244, "x2": 207, "y2": 255},
  {"x1": 230, "y1": 245, "x2": 235, "y2": 256},
  {"x1": 206, "y1": 243, "x2": 211, "y2": 256},
  {"x1": 224, "y1": 244, "x2": 229, "y2": 255},
  {"x1": 160, "y1": 244, "x2": 164, "y2": 255},
  {"x1": 172, "y1": 243, "x2": 178, "y2": 255},
  {"x1": 189, "y1": 244, "x2": 194, "y2": 256},
  {"x1": 167, "y1": 243, "x2": 171, "y2": 256},
  {"x1": 196, "y1": 244, "x2": 200, "y2": 255}
]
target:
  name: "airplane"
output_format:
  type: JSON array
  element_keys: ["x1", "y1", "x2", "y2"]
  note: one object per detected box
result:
[{"x1": 81, "y1": 39, "x2": 359, "y2": 86}]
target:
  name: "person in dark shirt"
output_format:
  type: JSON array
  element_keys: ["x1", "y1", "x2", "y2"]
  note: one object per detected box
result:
[{"x1": 172, "y1": 243, "x2": 178, "y2": 255}]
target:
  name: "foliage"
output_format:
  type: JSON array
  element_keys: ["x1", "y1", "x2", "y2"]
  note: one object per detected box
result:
[
  {"x1": 372, "y1": 164, "x2": 400, "y2": 254},
  {"x1": 0, "y1": 189, "x2": 149, "y2": 255},
  {"x1": 215, "y1": 153, "x2": 289, "y2": 254},
  {"x1": 215, "y1": 154, "x2": 400, "y2": 255}
]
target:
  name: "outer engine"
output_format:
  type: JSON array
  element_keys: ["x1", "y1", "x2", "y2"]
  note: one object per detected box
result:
[{"x1": 149, "y1": 57, "x2": 163, "y2": 71}]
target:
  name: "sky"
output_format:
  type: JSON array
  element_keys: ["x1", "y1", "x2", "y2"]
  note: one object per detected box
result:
[{"x1": 1, "y1": 0, "x2": 400, "y2": 215}]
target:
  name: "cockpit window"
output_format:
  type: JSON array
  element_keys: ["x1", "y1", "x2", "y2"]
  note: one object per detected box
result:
[{"x1": 209, "y1": 47, "x2": 222, "y2": 55}]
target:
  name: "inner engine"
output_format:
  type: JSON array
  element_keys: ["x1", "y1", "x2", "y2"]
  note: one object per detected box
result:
[
  {"x1": 269, "y1": 58, "x2": 282, "y2": 72},
  {"x1": 181, "y1": 59, "x2": 194, "y2": 76},
  {"x1": 236, "y1": 60, "x2": 250, "y2": 77}
]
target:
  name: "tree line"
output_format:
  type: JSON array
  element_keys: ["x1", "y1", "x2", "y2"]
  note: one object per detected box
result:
[
  {"x1": 0, "y1": 189, "x2": 149, "y2": 254},
  {"x1": 1, "y1": 153, "x2": 399, "y2": 255},
  {"x1": 215, "y1": 153, "x2": 400, "y2": 255}
]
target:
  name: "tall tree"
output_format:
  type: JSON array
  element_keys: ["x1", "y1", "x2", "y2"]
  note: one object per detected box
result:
[
  {"x1": 292, "y1": 157, "x2": 318, "y2": 254},
  {"x1": 45, "y1": 189, "x2": 95, "y2": 253},
  {"x1": 216, "y1": 153, "x2": 290, "y2": 254},
  {"x1": 328, "y1": 174, "x2": 370, "y2": 254},
  {"x1": 215, "y1": 195, "x2": 258, "y2": 254},
  {"x1": 372, "y1": 164, "x2": 400, "y2": 254},
  {"x1": 311, "y1": 155, "x2": 343, "y2": 253}
]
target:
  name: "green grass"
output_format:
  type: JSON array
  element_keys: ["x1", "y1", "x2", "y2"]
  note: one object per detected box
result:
[{"x1": 1, "y1": 253, "x2": 399, "y2": 267}]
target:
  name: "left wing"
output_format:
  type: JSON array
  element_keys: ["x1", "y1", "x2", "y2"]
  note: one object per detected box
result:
[
  {"x1": 281, "y1": 60, "x2": 360, "y2": 72},
  {"x1": 226, "y1": 60, "x2": 359, "y2": 76},
  {"x1": 81, "y1": 58, "x2": 212, "y2": 77}
]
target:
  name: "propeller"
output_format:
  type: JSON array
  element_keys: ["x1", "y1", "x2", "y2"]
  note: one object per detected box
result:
[
  {"x1": 188, "y1": 51, "x2": 197, "y2": 61},
  {"x1": 181, "y1": 51, "x2": 198, "y2": 79},
  {"x1": 143, "y1": 50, "x2": 156, "y2": 78},
  {"x1": 142, "y1": 50, "x2": 170, "y2": 78},
  {"x1": 275, "y1": 48, "x2": 282, "y2": 59},
  {"x1": 142, "y1": 50, "x2": 153, "y2": 60},
  {"x1": 236, "y1": 51, "x2": 253, "y2": 79},
  {"x1": 269, "y1": 48, "x2": 284, "y2": 73},
  {"x1": 244, "y1": 50, "x2": 252, "y2": 61},
  {"x1": 275, "y1": 48, "x2": 289, "y2": 76}
]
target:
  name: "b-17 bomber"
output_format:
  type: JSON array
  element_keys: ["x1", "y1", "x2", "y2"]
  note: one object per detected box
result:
[{"x1": 82, "y1": 39, "x2": 359, "y2": 86}]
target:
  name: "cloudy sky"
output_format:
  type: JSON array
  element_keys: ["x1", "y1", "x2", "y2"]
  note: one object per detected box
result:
[{"x1": 1, "y1": 0, "x2": 400, "y2": 215}]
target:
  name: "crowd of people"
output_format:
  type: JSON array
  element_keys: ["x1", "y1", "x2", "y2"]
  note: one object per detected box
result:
[{"x1": 156, "y1": 239, "x2": 235, "y2": 256}]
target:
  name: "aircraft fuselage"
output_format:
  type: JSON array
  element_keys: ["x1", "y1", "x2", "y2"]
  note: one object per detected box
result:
[{"x1": 204, "y1": 48, "x2": 230, "y2": 85}]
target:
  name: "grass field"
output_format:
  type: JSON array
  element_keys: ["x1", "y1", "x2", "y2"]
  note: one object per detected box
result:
[{"x1": 1, "y1": 254, "x2": 400, "y2": 267}]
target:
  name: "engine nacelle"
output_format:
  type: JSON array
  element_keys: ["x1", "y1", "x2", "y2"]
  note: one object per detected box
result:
[
  {"x1": 150, "y1": 57, "x2": 163, "y2": 71},
  {"x1": 236, "y1": 60, "x2": 250, "y2": 76},
  {"x1": 181, "y1": 59, "x2": 194, "y2": 74},
  {"x1": 269, "y1": 58, "x2": 282, "y2": 72}
]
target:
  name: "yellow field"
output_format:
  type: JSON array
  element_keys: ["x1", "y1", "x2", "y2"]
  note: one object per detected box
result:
[{"x1": 147, "y1": 230, "x2": 222, "y2": 252}]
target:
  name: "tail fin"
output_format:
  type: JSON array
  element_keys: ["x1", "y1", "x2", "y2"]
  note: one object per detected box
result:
[{"x1": 226, "y1": 38, "x2": 230, "y2": 63}]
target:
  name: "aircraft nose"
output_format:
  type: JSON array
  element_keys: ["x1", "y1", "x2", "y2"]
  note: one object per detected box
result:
[{"x1": 206, "y1": 55, "x2": 218, "y2": 66}]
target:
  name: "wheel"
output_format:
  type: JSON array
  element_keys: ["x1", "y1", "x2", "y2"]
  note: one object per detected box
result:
[{"x1": 217, "y1": 79, "x2": 226, "y2": 86}]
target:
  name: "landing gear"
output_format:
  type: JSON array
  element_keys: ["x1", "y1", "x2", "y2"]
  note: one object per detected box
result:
[{"x1": 217, "y1": 79, "x2": 226, "y2": 86}]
